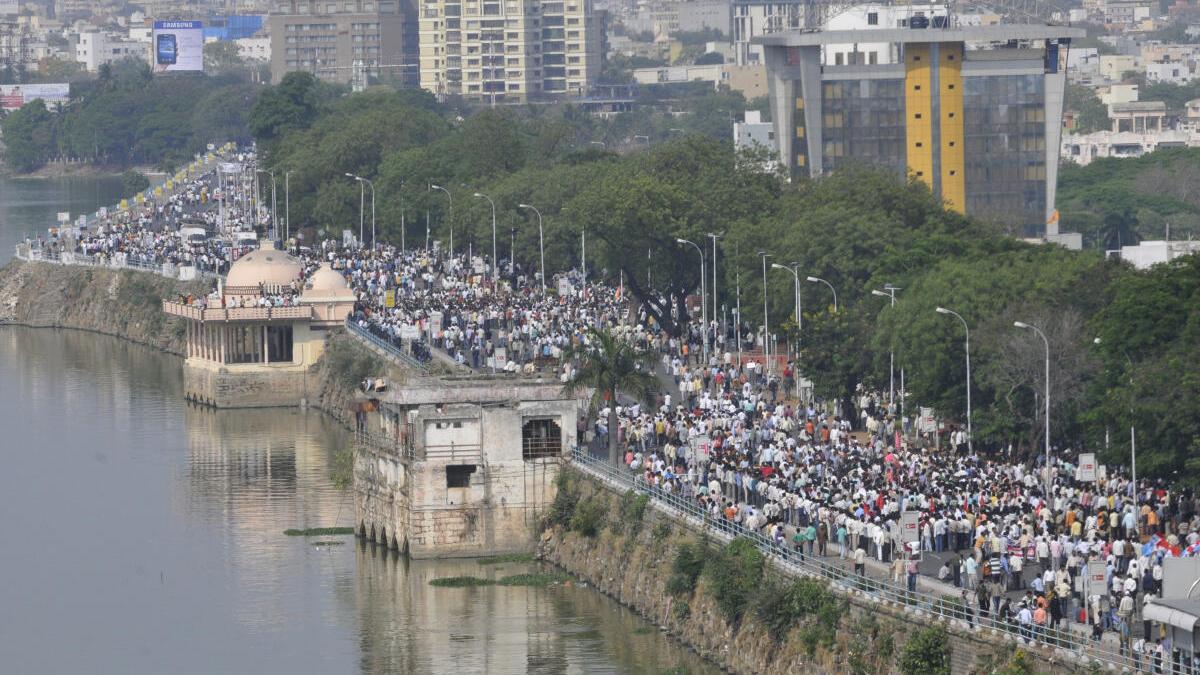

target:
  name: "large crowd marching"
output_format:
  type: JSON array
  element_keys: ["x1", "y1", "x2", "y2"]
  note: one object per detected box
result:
[{"x1": 24, "y1": 149, "x2": 1200, "y2": 670}]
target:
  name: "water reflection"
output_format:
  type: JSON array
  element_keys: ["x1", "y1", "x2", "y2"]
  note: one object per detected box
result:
[
  {"x1": 0, "y1": 325, "x2": 717, "y2": 674},
  {"x1": 350, "y1": 548, "x2": 721, "y2": 675}
]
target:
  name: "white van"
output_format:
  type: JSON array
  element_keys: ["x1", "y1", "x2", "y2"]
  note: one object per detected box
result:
[{"x1": 179, "y1": 226, "x2": 207, "y2": 245}]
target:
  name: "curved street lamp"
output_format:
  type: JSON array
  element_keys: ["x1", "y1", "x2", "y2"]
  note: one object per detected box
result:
[
  {"x1": 805, "y1": 276, "x2": 837, "y2": 312},
  {"x1": 936, "y1": 306, "x2": 972, "y2": 454},
  {"x1": 517, "y1": 203, "x2": 546, "y2": 295}
]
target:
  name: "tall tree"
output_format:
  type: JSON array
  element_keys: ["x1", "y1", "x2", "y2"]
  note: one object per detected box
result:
[{"x1": 562, "y1": 328, "x2": 657, "y2": 464}]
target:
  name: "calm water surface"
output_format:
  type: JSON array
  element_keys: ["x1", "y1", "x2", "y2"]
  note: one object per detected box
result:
[
  {"x1": 0, "y1": 179, "x2": 718, "y2": 674},
  {"x1": 0, "y1": 175, "x2": 126, "y2": 261}
]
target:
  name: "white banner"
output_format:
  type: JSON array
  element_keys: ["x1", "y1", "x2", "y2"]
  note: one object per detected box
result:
[
  {"x1": 1077, "y1": 453, "x2": 1098, "y2": 482},
  {"x1": 900, "y1": 511, "x2": 921, "y2": 544}
]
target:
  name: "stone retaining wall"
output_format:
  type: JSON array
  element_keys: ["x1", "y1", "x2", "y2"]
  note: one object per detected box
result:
[{"x1": 539, "y1": 469, "x2": 1081, "y2": 675}]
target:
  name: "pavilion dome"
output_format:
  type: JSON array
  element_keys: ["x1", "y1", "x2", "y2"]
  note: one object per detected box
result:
[
  {"x1": 301, "y1": 265, "x2": 355, "y2": 302},
  {"x1": 225, "y1": 241, "x2": 302, "y2": 289}
]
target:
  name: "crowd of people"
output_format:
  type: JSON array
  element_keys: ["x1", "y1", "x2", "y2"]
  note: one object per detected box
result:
[
  {"x1": 22, "y1": 148, "x2": 1200, "y2": 670},
  {"x1": 601, "y1": 342, "x2": 1200, "y2": 665}
]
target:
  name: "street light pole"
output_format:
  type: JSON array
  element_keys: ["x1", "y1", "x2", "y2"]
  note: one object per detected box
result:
[
  {"x1": 759, "y1": 251, "x2": 771, "y2": 377},
  {"x1": 284, "y1": 171, "x2": 292, "y2": 242},
  {"x1": 431, "y1": 184, "x2": 453, "y2": 256},
  {"x1": 473, "y1": 192, "x2": 497, "y2": 281},
  {"x1": 806, "y1": 276, "x2": 838, "y2": 312},
  {"x1": 1014, "y1": 319, "x2": 1053, "y2": 565},
  {"x1": 771, "y1": 263, "x2": 800, "y2": 359},
  {"x1": 346, "y1": 174, "x2": 374, "y2": 248},
  {"x1": 518, "y1": 204, "x2": 546, "y2": 295},
  {"x1": 936, "y1": 307, "x2": 972, "y2": 454},
  {"x1": 871, "y1": 285, "x2": 900, "y2": 409},
  {"x1": 707, "y1": 232, "x2": 720, "y2": 355},
  {"x1": 677, "y1": 238, "x2": 708, "y2": 366},
  {"x1": 346, "y1": 173, "x2": 365, "y2": 247}
]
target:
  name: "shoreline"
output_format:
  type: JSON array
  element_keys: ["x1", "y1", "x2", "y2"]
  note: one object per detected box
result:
[{"x1": 1, "y1": 163, "x2": 163, "y2": 180}]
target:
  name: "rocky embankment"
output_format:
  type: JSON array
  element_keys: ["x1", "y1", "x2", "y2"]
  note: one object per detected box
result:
[
  {"x1": 539, "y1": 470, "x2": 1072, "y2": 675},
  {"x1": 0, "y1": 260, "x2": 206, "y2": 355}
]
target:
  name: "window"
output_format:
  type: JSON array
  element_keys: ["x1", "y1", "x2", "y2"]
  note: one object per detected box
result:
[
  {"x1": 522, "y1": 419, "x2": 562, "y2": 459},
  {"x1": 446, "y1": 464, "x2": 476, "y2": 488},
  {"x1": 867, "y1": 12, "x2": 878, "y2": 25}
]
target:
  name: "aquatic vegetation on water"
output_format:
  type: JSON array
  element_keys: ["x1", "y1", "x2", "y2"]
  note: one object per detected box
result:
[{"x1": 284, "y1": 527, "x2": 354, "y2": 536}]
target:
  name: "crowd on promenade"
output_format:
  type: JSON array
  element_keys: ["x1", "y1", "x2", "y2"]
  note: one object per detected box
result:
[
  {"x1": 21, "y1": 148, "x2": 1200, "y2": 669},
  {"x1": 596, "y1": 344, "x2": 1200, "y2": 663}
]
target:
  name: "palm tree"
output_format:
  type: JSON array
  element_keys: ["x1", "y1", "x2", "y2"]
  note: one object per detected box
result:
[{"x1": 562, "y1": 327, "x2": 658, "y2": 465}]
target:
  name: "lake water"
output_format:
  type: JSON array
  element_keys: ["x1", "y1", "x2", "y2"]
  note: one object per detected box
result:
[
  {"x1": 0, "y1": 178, "x2": 717, "y2": 674},
  {"x1": 0, "y1": 175, "x2": 127, "y2": 261}
]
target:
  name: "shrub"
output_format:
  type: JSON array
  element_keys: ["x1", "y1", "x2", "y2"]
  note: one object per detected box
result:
[
  {"x1": 704, "y1": 538, "x2": 763, "y2": 625},
  {"x1": 666, "y1": 540, "x2": 709, "y2": 597},
  {"x1": 753, "y1": 576, "x2": 844, "y2": 651},
  {"x1": 899, "y1": 626, "x2": 951, "y2": 675},
  {"x1": 614, "y1": 490, "x2": 651, "y2": 536},
  {"x1": 545, "y1": 471, "x2": 578, "y2": 527},
  {"x1": 569, "y1": 494, "x2": 607, "y2": 537},
  {"x1": 120, "y1": 169, "x2": 150, "y2": 198},
  {"x1": 322, "y1": 331, "x2": 385, "y2": 390}
]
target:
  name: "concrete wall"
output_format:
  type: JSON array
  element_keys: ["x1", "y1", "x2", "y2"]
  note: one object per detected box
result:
[
  {"x1": 183, "y1": 361, "x2": 311, "y2": 408},
  {"x1": 354, "y1": 395, "x2": 581, "y2": 559},
  {"x1": 540, "y1": 469, "x2": 1080, "y2": 675}
]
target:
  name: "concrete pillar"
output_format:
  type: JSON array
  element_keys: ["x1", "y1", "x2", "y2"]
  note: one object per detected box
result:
[{"x1": 262, "y1": 324, "x2": 269, "y2": 364}]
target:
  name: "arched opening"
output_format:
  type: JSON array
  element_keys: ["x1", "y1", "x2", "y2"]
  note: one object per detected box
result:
[{"x1": 522, "y1": 418, "x2": 562, "y2": 460}]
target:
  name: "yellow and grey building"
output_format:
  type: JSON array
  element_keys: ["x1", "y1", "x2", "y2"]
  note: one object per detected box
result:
[
  {"x1": 758, "y1": 25, "x2": 1085, "y2": 235},
  {"x1": 418, "y1": 0, "x2": 602, "y2": 102}
]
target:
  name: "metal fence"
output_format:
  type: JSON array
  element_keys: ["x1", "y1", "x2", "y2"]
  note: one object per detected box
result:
[
  {"x1": 569, "y1": 447, "x2": 1193, "y2": 675},
  {"x1": 14, "y1": 245, "x2": 218, "y2": 283},
  {"x1": 344, "y1": 317, "x2": 427, "y2": 372}
]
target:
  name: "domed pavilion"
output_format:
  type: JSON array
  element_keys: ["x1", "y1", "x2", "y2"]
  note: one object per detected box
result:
[{"x1": 161, "y1": 242, "x2": 356, "y2": 407}]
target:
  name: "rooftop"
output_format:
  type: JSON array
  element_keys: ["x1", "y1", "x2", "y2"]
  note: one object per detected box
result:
[
  {"x1": 754, "y1": 24, "x2": 1086, "y2": 47},
  {"x1": 1110, "y1": 100, "x2": 1167, "y2": 113}
]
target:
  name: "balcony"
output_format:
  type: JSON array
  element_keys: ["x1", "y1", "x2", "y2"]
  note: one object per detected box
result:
[{"x1": 162, "y1": 300, "x2": 312, "y2": 322}]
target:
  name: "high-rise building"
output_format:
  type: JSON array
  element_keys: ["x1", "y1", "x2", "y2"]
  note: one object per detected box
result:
[
  {"x1": 418, "y1": 0, "x2": 601, "y2": 103},
  {"x1": 758, "y1": 22, "x2": 1086, "y2": 239},
  {"x1": 268, "y1": 0, "x2": 417, "y2": 86},
  {"x1": 732, "y1": 0, "x2": 805, "y2": 67}
]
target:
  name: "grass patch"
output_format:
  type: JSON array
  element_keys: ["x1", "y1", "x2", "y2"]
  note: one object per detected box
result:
[
  {"x1": 497, "y1": 573, "x2": 570, "y2": 587},
  {"x1": 430, "y1": 576, "x2": 495, "y2": 587},
  {"x1": 631, "y1": 627, "x2": 654, "y2": 635},
  {"x1": 284, "y1": 527, "x2": 355, "y2": 536},
  {"x1": 476, "y1": 553, "x2": 535, "y2": 565}
]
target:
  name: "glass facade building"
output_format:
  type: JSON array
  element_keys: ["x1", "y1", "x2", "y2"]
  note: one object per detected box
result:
[
  {"x1": 962, "y1": 74, "x2": 1047, "y2": 233},
  {"x1": 759, "y1": 25, "x2": 1082, "y2": 239}
]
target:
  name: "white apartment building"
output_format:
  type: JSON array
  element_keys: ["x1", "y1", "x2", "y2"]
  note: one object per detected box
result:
[
  {"x1": 821, "y1": 3, "x2": 949, "y2": 66},
  {"x1": 75, "y1": 31, "x2": 148, "y2": 72},
  {"x1": 419, "y1": 0, "x2": 601, "y2": 102},
  {"x1": 1062, "y1": 128, "x2": 1196, "y2": 165},
  {"x1": 732, "y1": 0, "x2": 804, "y2": 66},
  {"x1": 236, "y1": 36, "x2": 271, "y2": 61}
]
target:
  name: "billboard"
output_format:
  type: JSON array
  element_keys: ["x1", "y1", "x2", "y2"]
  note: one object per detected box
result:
[
  {"x1": 152, "y1": 21, "x2": 204, "y2": 73},
  {"x1": 0, "y1": 84, "x2": 70, "y2": 111}
]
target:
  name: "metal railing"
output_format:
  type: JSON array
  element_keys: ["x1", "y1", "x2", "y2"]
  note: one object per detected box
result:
[
  {"x1": 162, "y1": 300, "x2": 311, "y2": 322},
  {"x1": 345, "y1": 317, "x2": 427, "y2": 372},
  {"x1": 15, "y1": 244, "x2": 218, "y2": 283},
  {"x1": 569, "y1": 448, "x2": 1191, "y2": 675}
]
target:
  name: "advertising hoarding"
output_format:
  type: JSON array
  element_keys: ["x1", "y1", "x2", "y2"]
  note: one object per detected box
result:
[
  {"x1": 152, "y1": 21, "x2": 204, "y2": 73},
  {"x1": 0, "y1": 84, "x2": 70, "y2": 111}
]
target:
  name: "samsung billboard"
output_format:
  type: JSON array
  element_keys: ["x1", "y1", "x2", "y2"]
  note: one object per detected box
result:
[{"x1": 152, "y1": 21, "x2": 204, "y2": 73}]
